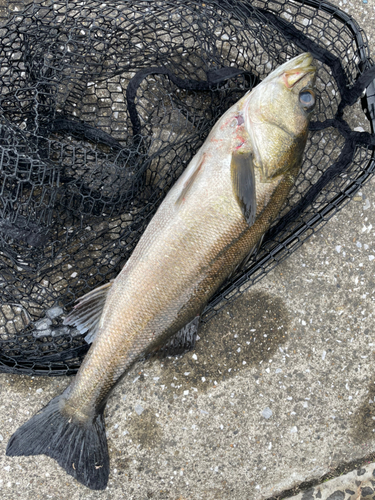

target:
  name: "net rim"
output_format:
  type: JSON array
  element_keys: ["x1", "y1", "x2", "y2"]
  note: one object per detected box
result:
[{"x1": 0, "y1": 0, "x2": 374, "y2": 375}]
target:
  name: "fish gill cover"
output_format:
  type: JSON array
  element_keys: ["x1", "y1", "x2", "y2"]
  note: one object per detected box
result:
[{"x1": 0, "y1": 0, "x2": 374, "y2": 376}]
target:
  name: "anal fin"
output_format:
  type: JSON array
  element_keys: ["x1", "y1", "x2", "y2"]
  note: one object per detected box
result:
[
  {"x1": 63, "y1": 281, "x2": 113, "y2": 344},
  {"x1": 147, "y1": 316, "x2": 200, "y2": 358}
]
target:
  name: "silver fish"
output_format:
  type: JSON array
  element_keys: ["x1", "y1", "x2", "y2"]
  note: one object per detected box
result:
[{"x1": 7, "y1": 53, "x2": 316, "y2": 489}]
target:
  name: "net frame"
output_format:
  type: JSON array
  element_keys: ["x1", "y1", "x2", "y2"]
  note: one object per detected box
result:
[{"x1": 0, "y1": 0, "x2": 373, "y2": 376}]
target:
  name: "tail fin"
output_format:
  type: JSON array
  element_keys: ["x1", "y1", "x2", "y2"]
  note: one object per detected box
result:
[{"x1": 6, "y1": 394, "x2": 109, "y2": 490}]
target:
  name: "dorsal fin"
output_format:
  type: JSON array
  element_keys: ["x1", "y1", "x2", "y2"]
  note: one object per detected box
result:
[
  {"x1": 63, "y1": 281, "x2": 113, "y2": 343},
  {"x1": 176, "y1": 155, "x2": 205, "y2": 206}
]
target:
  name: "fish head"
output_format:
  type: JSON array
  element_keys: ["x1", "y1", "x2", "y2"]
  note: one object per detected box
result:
[{"x1": 243, "y1": 52, "x2": 317, "y2": 181}]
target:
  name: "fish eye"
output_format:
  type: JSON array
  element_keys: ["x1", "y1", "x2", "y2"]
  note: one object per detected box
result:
[{"x1": 299, "y1": 90, "x2": 315, "y2": 111}]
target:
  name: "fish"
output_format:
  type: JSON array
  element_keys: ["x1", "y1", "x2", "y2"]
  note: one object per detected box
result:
[{"x1": 6, "y1": 53, "x2": 316, "y2": 490}]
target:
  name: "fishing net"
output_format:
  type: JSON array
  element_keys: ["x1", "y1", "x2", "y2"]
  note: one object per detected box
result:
[{"x1": 0, "y1": 0, "x2": 374, "y2": 375}]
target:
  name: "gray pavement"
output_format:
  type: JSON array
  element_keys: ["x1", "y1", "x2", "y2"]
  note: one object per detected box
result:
[{"x1": 1, "y1": 1, "x2": 375, "y2": 499}]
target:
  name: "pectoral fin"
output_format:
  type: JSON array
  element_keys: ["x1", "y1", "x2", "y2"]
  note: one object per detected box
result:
[{"x1": 231, "y1": 150, "x2": 257, "y2": 227}]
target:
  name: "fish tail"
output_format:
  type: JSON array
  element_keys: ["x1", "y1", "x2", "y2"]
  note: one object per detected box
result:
[{"x1": 6, "y1": 393, "x2": 109, "y2": 490}]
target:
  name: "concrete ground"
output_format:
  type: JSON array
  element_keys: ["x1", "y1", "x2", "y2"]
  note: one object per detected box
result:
[{"x1": 0, "y1": 0, "x2": 375, "y2": 499}]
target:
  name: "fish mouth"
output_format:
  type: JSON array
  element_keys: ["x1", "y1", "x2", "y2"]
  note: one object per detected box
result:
[
  {"x1": 283, "y1": 53, "x2": 316, "y2": 88},
  {"x1": 263, "y1": 52, "x2": 316, "y2": 87}
]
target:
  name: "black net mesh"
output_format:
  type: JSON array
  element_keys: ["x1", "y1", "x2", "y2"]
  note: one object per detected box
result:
[{"x1": 0, "y1": 0, "x2": 374, "y2": 375}]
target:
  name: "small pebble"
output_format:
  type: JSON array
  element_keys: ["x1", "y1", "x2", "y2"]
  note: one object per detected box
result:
[
  {"x1": 51, "y1": 326, "x2": 70, "y2": 337},
  {"x1": 363, "y1": 199, "x2": 371, "y2": 210},
  {"x1": 45, "y1": 306, "x2": 64, "y2": 319},
  {"x1": 261, "y1": 407, "x2": 272, "y2": 419},
  {"x1": 32, "y1": 329, "x2": 52, "y2": 339},
  {"x1": 134, "y1": 404, "x2": 144, "y2": 415},
  {"x1": 34, "y1": 318, "x2": 52, "y2": 330}
]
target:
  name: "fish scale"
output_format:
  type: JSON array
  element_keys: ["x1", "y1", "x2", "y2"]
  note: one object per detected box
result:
[{"x1": 6, "y1": 52, "x2": 317, "y2": 490}]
